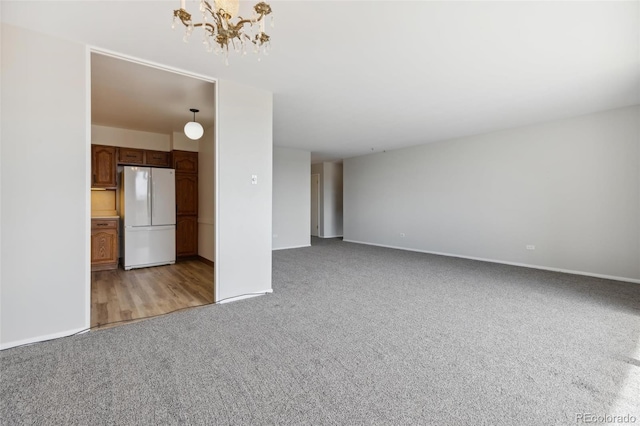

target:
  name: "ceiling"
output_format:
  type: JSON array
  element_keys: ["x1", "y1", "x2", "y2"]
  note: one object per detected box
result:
[
  {"x1": 91, "y1": 53, "x2": 216, "y2": 134},
  {"x1": 2, "y1": 1, "x2": 639, "y2": 162}
]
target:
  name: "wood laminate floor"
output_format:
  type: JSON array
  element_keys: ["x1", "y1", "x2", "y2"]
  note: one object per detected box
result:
[{"x1": 91, "y1": 259, "x2": 214, "y2": 329}]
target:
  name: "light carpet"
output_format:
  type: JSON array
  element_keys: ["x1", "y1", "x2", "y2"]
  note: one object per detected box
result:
[{"x1": 2, "y1": 238, "x2": 639, "y2": 425}]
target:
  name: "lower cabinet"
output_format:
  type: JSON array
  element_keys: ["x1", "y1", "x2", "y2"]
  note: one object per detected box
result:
[
  {"x1": 91, "y1": 218, "x2": 119, "y2": 271},
  {"x1": 176, "y1": 215, "x2": 198, "y2": 257}
]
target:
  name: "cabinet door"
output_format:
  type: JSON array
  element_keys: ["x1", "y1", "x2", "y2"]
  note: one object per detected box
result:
[
  {"x1": 145, "y1": 150, "x2": 171, "y2": 167},
  {"x1": 172, "y1": 151, "x2": 198, "y2": 174},
  {"x1": 92, "y1": 145, "x2": 117, "y2": 188},
  {"x1": 176, "y1": 173, "x2": 198, "y2": 216},
  {"x1": 176, "y1": 216, "x2": 198, "y2": 257},
  {"x1": 91, "y1": 229, "x2": 118, "y2": 264},
  {"x1": 118, "y1": 147, "x2": 145, "y2": 165}
]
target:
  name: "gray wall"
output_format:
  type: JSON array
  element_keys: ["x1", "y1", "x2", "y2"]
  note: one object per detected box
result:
[
  {"x1": 344, "y1": 106, "x2": 640, "y2": 282},
  {"x1": 1, "y1": 24, "x2": 89, "y2": 348},
  {"x1": 310, "y1": 161, "x2": 343, "y2": 238},
  {"x1": 273, "y1": 147, "x2": 310, "y2": 250},
  {"x1": 322, "y1": 162, "x2": 343, "y2": 238},
  {"x1": 311, "y1": 163, "x2": 324, "y2": 236},
  {"x1": 217, "y1": 79, "x2": 273, "y2": 301}
]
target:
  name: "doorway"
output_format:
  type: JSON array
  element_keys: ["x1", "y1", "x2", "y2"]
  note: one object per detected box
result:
[
  {"x1": 89, "y1": 52, "x2": 216, "y2": 329},
  {"x1": 311, "y1": 173, "x2": 320, "y2": 237}
]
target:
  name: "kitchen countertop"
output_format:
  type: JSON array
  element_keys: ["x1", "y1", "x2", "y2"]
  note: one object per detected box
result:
[{"x1": 91, "y1": 215, "x2": 120, "y2": 219}]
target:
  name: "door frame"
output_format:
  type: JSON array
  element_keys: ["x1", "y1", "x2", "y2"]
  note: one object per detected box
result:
[
  {"x1": 86, "y1": 47, "x2": 219, "y2": 328},
  {"x1": 310, "y1": 173, "x2": 320, "y2": 237}
]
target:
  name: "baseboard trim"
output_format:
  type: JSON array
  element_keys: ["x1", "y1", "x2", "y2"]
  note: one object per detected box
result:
[
  {"x1": 342, "y1": 239, "x2": 640, "y2": 284},
  {"x1": 272, "y1": 244, "x2": 311, "y2": 251},
  {"x1": 319, "y1": 235, "x2": 343, "y2": 239},
  {"x1": 197, "y1": 255, "x2": 215, "y2": 267},
  {"x1": 216, "y1": 289, "x2": 273, "y2": 304},
  {"x1": 1, "y1": 326, "x2": 89, "y2": 351}
]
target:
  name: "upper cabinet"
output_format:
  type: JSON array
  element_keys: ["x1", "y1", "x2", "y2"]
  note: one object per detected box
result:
[
  {"x1": 92, "y1": 145, "x2": 117, "y2": 189},
  {"x1": 91, "y1": 144, "x2": 175, "y2": 189},
  {"x1": 118, "y1": 147, "x2": 145, "y2": 165},
  {"x1": 118, "y1": 148, "x2": 172, "y2": 167},
  {"x1": 173, "y1": 151, "x2": 198, "y2": 174},
  {"x1": 145, "y1": 150, "x2": 172, "y2": 168}
]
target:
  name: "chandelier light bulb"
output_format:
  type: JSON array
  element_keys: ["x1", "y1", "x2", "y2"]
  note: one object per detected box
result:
[{"x1": 213, "y1": 0, "x2": 240, "y2": 18}]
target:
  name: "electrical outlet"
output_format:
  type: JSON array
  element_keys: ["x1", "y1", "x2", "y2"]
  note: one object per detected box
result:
[
  {"x1": 400, "y1": 233, "x2": 406, "y2": 237},
  {"x1": 526, "y1": 245, "x2": 535, "y2": 250}
]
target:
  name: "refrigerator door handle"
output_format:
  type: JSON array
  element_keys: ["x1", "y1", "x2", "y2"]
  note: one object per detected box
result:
[{"x1": 147, "y1": 171, "x2": 152, "y2": 225}]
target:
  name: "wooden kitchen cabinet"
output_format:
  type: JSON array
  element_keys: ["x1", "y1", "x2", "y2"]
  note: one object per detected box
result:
[
  {"x1": 118, "y1": 147, "x2": 145, "y2": 165},
  {"x1": 176, "y1": 216, "x2": 198, "y2": 257},
  {"x1": 92, "y1": 145, "x2": 117, "y2": 189},
  {"x1": 173, "y1": 150, "x2": 199, "y2": 259},
  {"x1": 145, "y1": 150, "x2": 171, "y2": 167},
  {"x1": 117, "y1": 148, "x2": 171, "y2": 167},
  {"x1": 175, "y1": 173, "x2": 198, "y2": 216},
  {"x1": 172, "y1": 150, "x2": 198, "y2": 174},
  {"x1": 91, "y1": 218, "x2": 119, "y2": 271}
]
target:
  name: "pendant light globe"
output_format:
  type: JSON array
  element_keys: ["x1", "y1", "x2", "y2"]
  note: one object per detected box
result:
[{"x1": 184, "y1": 108, "x2": 204, "y2": 140}]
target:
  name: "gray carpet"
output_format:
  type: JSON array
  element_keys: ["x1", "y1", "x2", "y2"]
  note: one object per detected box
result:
[{"x1": 2, "y1": 238, "x2": 639, "y2": 425}]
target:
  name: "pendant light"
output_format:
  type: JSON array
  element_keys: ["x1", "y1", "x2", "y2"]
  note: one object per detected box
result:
[{"x1": 184, "y1": 108, "x2": 204, "y2": 140}]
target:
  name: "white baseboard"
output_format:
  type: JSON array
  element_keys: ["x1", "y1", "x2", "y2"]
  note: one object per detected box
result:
[
  {"x1": 272, "y1": 244, "x2": 311, "y2": 251},
  {"x1": 1, "y1": 326, "x2": 89, "y2": 351},
  {"x1": 319, "y1": 235, "x2": 343, "y2": 239},
  {"x1": 343, "y1": 239, "x2": 640, "y2": 284},
  {"x1": 216, "y1": 289, "x2": 273, "y2": 304}
]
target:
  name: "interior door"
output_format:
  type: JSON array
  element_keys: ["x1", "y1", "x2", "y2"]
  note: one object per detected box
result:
[{"x1": 311, "y1": 173, "x2": 319, "y2": 236}]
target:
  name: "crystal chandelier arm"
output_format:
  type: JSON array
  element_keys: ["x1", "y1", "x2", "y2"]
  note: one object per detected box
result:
[
  {"x1": 173, "y1": 8, "x2": 193, "y2": 27},
  {"x1": 174, "y1": 7, "x2": 219, "y2": 36},
  {"x1": 234, "y1": 2, "x2": 271, "y2": 27},
  {"x1": 232, "y1": 13, "x2": 266, "y2": 33}
]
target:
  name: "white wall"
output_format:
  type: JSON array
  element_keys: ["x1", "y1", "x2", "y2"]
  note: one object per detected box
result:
[
  {"x1": 344, "y1": 106, "x2": 640, "y2": 282},
  {"x1": 310, "y1": 162, "x2": 343, "y2": 238},
  {"x1": 311, "y1": 163, "x2": 324, "y2": 236},
  {"x1": 91, "y1": 126, "x2": 201, "y2": 154},
  {"x1": 322, "y1": 162, "x2": 343, "y2": 238},
  {"x1": 1, "y1": 24, "x2": 88, "y2": 348},
  {"x1": 217, "y1": 80, "x2": 273, "y2": 301},
  {"x1": 273, "y1": 147, "x2": 311, "y2": 250},
  {"x1": 172, "y1": 131, "x2": 199, "y2": 152},
  {"x1": 92, "y1": 125, "x2": 170, "y2": 151},
  {"x1": 198, "y1": 126, "x2": 215, "y2": 262}
]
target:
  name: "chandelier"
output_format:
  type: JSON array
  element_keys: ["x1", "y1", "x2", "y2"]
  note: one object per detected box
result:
[{"x1": 173, "y1": 0, "x2": 273, "y2": 64}]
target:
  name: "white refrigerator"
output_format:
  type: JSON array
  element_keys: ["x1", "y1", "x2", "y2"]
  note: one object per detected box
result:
[{"x1": 121, "y1": 166, "x2": 176, "y2": 270}]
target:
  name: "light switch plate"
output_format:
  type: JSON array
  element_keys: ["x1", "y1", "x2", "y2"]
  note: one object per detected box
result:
[{"x1": 251, "y1": 175, "x2": 258, "y2": 185}]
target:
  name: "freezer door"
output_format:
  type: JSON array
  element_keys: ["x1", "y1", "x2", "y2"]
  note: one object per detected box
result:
[
  {"x1": 124, "y1": 225, "x2": 176, "y2": 270},
  {"x1": 123, "y1": 166, "x2": 151, "y2": 227},
  {"x1": 151, "y1": 168, "x2": 176, "y2": 226}
]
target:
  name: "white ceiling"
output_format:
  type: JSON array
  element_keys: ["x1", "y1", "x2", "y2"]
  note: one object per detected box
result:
[
  {"x1": 2, "y1": 1, "x2": 639, "y2": 162},
  {"x1": 91, "y1": 53, "x2": 216, "y2": 134}
]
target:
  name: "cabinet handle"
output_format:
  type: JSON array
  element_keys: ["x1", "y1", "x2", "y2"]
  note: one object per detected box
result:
[{"x1": 97, "y1": 223, "x2": 108, "y2": 226}]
